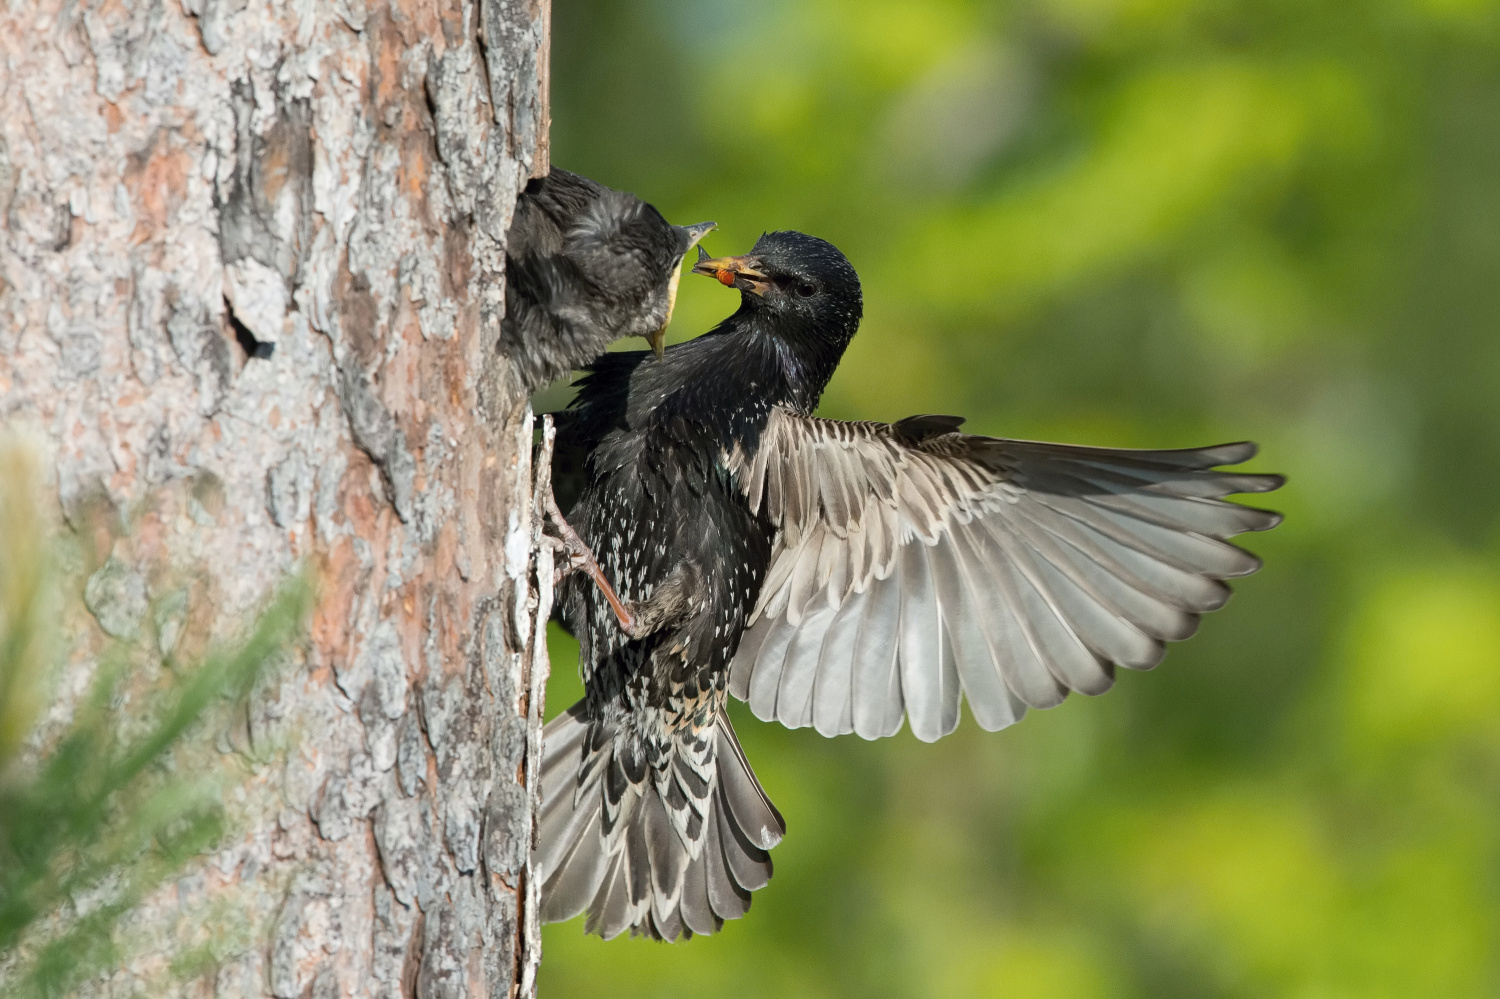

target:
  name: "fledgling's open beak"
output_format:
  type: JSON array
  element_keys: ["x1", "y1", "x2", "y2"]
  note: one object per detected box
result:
[
  {"x1": 678, "y1": 221, "x2": 717, "y2": 247},
  {"x1": 692, "y1": 247, "x2": 772, "y2": 297},
  {"x1": 649, "y1": 223, "x2": 719, "y2": 358}
]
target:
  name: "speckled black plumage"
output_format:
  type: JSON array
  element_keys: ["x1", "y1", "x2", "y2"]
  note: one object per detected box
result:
[
  {"x1": 536, "y1": 231, "x2": 1283, "y2": 940},
  {"x1": 538, "y1": 232, "x2": 860, "y2": 940},
  {"x1": 501, "y1": 168, "x2": 713, "y2": 392}
]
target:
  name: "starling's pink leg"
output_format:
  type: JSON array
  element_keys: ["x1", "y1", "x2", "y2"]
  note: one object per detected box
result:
[{"x1": 544, "y1": 491, "x2": 638, "y2": 636}]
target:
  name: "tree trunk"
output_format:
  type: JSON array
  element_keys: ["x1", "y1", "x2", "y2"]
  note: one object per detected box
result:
[{"x1": 0, "y1": 0, "x2": 552, "y2": 992}]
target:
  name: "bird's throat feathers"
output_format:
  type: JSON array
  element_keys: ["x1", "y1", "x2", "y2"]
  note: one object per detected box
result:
[{"x1": 621, "y1": 306, "x2": 851, "y2": 444}]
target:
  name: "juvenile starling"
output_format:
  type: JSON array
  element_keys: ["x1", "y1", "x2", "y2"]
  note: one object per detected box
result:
[
  {"x1": 537, "y1": 231, "x2": 1284, "y2": 940},
  {"x1": 501, "y1": 168, "x2": 715, "y2": 392}
]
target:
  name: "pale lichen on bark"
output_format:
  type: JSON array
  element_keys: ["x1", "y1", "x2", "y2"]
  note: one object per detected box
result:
[{"x1": 0, "y1": 0, "x2": 552, "y2": 992}]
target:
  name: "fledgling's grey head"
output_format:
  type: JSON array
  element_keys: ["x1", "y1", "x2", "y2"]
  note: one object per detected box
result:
[{"x1": 569, "y1": 192, "x2": 715, "y2": 357}]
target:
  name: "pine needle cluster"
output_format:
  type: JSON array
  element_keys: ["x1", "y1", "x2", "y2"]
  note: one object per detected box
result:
[{"x1": 0, "y1": 437, "x2": 310, "y2": 997}]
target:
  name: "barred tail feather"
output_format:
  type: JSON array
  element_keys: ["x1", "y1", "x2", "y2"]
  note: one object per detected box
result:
[{"x1": 537, "y1": 701, "x2": 785, "y2": 940}]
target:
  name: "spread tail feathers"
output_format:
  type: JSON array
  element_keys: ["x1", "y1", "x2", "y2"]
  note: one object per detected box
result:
[{"x1": 536, "y1": 701, "x2": 785, "y2": 940}]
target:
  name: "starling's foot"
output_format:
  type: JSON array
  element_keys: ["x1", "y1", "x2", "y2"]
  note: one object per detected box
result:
[{"x1": 543, "y1": 492, "x2": 638, "y2": 636}]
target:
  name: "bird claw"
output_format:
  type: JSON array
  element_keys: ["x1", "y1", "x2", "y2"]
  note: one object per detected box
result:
[{"x1": 542, "y1": 492, "x2": 638, "y2": 636}]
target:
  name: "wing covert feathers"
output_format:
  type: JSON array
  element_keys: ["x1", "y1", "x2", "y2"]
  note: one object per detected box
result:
[
  {"x1": 729, "y1": 409, "x2": 1284, "y2": 741},
  {"x1": 537, "y1": 703, "x2": 784, "y2": 940}
]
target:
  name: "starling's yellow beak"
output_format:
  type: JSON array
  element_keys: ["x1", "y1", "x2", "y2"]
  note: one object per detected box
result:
[{"x1": 692, "y1": 247, "x2": 772, "y2": 297}]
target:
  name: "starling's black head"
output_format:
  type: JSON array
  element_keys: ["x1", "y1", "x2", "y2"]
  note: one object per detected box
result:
[
  {"x1": 692, "y1": 231, "x2": 863, "y2": 350},
  {"x1": 662, "y1": 231, "x2": 863, "y2": 417}
]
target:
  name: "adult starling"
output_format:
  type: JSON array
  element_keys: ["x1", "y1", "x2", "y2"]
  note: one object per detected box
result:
[
  {"x1": 501, "y1": 168, "x2": 715, "y2": 392},
  {"x1": 537, "y1": 231, "x2": 1284, "y2": 940}
]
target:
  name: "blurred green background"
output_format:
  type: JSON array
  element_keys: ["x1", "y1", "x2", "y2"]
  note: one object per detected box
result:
[{"x1": 537, "y1": 0, "x2": 1500, "y2": 995}]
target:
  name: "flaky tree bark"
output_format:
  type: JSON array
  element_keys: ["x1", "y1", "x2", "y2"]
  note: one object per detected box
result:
[{"x1": 1, "y1": 0, "x2": 552, "y2": 993}]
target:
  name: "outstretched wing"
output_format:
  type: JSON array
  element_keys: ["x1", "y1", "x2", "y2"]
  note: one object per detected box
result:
[{"x1": 727, "y1": 409, "x2": 1284, "y2": 743}]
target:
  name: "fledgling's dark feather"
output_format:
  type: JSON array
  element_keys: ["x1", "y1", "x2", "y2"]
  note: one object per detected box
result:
[{"x1": 501, "y1": 168, "x2": 711, "y2": 393}]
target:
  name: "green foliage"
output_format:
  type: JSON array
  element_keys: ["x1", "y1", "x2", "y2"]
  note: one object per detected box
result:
[
  {"x1": 0, "y1": 439, "x2": 311, "y2": 998},
  {"x1": 540, "y1": 0, "x2": 1500, "y2": 995}
]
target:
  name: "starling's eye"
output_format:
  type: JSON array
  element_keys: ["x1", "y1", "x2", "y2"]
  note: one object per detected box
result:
[{"x1": 795, "y1": 283, "x2": 817, "y2": 298}]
